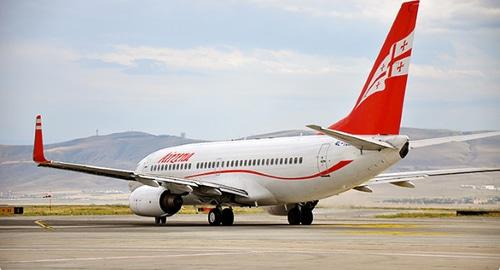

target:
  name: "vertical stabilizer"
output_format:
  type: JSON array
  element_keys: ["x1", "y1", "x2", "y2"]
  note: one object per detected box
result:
[{"x1": 329, "y1": 1, "x2": 419, "y2": 135}]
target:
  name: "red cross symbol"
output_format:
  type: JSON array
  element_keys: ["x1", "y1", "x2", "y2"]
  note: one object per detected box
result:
[
  {"x1": 400, "y1": 40, "x2": 408, "y2": 51},
  {"x1": 396, "y1": 61, "x2": 404, "y2": 72}
]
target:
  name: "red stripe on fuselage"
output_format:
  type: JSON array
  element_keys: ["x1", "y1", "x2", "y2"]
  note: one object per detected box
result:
[{"x1": 185, "y1": 160, "x2": 353, "y2": 180}]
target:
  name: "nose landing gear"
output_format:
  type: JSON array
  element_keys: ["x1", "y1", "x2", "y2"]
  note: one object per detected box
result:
[{"x1": 154, "y1": 216, "x2": 167, "y2": 225}]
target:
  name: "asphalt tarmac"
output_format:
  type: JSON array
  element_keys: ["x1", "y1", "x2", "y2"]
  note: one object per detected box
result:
[{"x1": 1, "y1": 209, "x2": 499, "y2": 269}]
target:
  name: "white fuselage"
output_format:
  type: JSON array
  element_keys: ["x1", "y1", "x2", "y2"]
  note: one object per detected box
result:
[{"x1": 134, "y1": 135, "x2": 408, "y2": 206}]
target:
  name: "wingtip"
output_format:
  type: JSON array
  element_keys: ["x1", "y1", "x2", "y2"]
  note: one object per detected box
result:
[{"x1": 33, "y1": 115, "x2": 49, "y2": 163}]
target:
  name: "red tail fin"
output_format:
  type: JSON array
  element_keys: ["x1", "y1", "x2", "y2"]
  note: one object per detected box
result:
[
  {"x1": 329, "y1": 1, "x2": 419, "y2": 135},
  {"x1": 33, "y1": 115, "x2": 49, "y2": 163}
]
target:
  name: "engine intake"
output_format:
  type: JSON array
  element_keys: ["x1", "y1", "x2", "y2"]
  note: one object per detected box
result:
[{"x1": 160, "y1": 191, "x2": 183, "y2": 215}]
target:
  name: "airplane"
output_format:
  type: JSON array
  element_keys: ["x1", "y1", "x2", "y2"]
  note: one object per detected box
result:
[{"x1": 32, "y1": 0, "x2": 500, "y2": 226}]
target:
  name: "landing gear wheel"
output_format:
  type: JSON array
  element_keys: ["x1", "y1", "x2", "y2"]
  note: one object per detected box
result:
[
  {"x1": 300, "y1": 208, "x2": 313, "y2": 225},
  {"x1": 208, "y1": 208, "x2": 222, "y2": 226},
  {"x1": 221, "y1": 208, "x2": 234, "y2": 226},
  {"x1": 287, "y1": 207, "x2": 301, "y2": 225},
  {"x1": 160, "y1": 216, "x2": 167, "y2": 224},
  {"x1": 155, "y1": 217, "x2": 161, "y2": 225}
]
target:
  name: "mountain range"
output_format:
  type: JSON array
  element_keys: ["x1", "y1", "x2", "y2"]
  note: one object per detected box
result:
[{"x1": 0, "y1": 128, "x2": 499, "y2": 206}]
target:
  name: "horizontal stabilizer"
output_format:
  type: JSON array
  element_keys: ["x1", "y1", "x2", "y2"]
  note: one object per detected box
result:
[{"x1": 307, "y1": 125, "x2": 395, "y2": 151}]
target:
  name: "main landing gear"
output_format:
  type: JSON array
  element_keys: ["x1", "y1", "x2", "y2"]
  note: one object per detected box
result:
[
  {"x1": 208, "y1": 207, "x2": 234, "y2": 226},
  {"x1": 154, "y1": 216, "x2": 167, "y2": 225},
  {"x1": 287, "y1": 201, "x2": 317, "y2": 225}
]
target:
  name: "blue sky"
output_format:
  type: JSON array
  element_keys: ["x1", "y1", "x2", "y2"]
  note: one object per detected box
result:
[{"x1": 1, "y1": 0, "x2": 499, "y2": 144}]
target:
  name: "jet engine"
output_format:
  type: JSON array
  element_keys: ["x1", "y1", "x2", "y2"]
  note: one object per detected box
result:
[{"x1": 129, "y1": 185, "x2": 183, "y2": 217}]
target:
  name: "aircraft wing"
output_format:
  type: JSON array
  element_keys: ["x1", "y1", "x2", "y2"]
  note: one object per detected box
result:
[
  {"x1": 353, "y1": 167, "x2": 500, "y2": 192},
  {"x1": 33, "y1": 115, "x2": 248, "y2": 199},
  {"x1": 410, "y1": 131, "x2": 500, "y2": 149}
]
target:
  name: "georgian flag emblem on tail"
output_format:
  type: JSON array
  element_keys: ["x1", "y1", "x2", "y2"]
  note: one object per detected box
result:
[{"x1": 357, "y1": 31, "x2": 414, "y2": 107}]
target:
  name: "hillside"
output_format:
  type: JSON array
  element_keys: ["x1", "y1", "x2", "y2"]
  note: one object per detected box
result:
[{"x1": 0, "y1": 128, "x2": 499, "y2": 206}]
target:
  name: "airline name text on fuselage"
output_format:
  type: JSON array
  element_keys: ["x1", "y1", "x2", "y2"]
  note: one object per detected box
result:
[{"x1": 158, "y1": 152, "x2": 195, "y2": 163}]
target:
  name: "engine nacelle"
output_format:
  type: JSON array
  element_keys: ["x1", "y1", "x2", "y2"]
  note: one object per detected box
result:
[{"x1": 129, "y1": 185, "x2": 183, "y2": 217}]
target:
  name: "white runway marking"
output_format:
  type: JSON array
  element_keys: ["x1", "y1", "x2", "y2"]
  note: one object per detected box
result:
[{"x1": 2, "y1": 248, "x2": 499, "y2": 264}]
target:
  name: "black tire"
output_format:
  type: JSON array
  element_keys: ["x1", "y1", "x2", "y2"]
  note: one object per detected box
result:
[
  {"x1": 160, "y1": 216, "x2": 167, "y2": 224},
  {"x1": 287, "y1": 207, "x2": 301, "y2": 225},
  {"x1": 300, "y1": 208, "x2": 313, "y2": 225},
  {"x1": 221, "y1": 208, "x2": 234, "y2": 226},
  {"x1": 208, "y1": 208, "x2": 222, "y2": 226},
  {"x1": 154, "y1": 217, "x2": 161, "y2": 225}
]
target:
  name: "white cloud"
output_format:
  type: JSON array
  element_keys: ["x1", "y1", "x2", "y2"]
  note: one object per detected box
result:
[
  {"x1": 412, "y1": 64, "x2": 486, "y2": 79},
  {"x1": 244, "y1": 0, "x2": 400, "y2": 21},
  {"x1": 244, "y1": 0, "x2": 500, "y2": 32},
  {"x1": 86, "y1": 45, "x2": 350, "y2": 75}
]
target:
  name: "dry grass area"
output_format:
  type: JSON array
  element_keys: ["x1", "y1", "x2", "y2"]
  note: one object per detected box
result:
[
  {"x1": 375, "y1": 212, "x2": 456, "y2": 219},
  {"x1": 24, "y1": 205, "x2": 133, "y2": 216},
  {"x1": 375, "y1": 211, "x2": 500, "y2": 218},
  {"x1": 20, "y1": 205, "x2": 262, "y2": 216}
]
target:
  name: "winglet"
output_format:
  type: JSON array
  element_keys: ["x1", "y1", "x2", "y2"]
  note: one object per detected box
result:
[{"x1": 33, "y1": 115, "x2": 49, "y2": 163}]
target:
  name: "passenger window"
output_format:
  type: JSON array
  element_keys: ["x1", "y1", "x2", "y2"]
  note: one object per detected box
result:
[
  {"x1": 289, "y1": 157, "x2": 293, "y2": 164},
  {"x1": 284, "y1": 158, "x2": 288, "y2": 165},
  {"x1": 270, "y1": 159, "x2": 274, "y2": 165},
  {"x1": 279, "y1": 158, "x2": 283, "y2": 165},
  {"x1": 252, "y1": 160, "x2": 256, "y2": 166},
  {"x1": 299, "y1": 157, "x2": 303, "y2": 164},
  {"x1": 294, "y1": 157, "x2": 298, "y2": 164},
  {"x1": 257, "y1": 159, "x2": 260, "y2": 166},
  {"x1": 243, "y1": 160, "x2": 247, "y2": 166}
]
